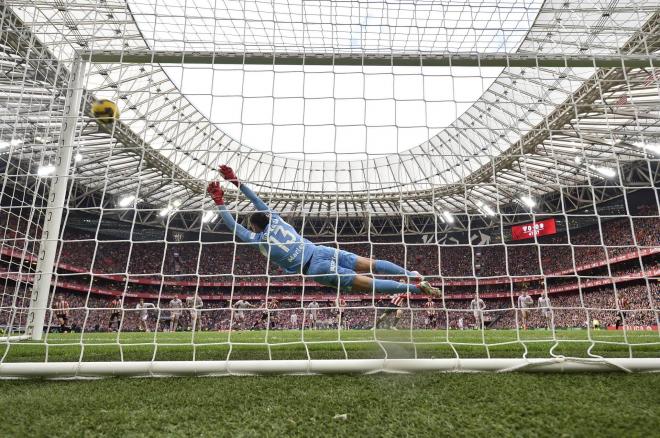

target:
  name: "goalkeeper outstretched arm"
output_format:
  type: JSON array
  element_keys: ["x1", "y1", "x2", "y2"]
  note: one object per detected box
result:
[
  {"x1": 207, "y1": 181, "x2": 260, "y2": 244},
  {"x1": 207, "y1": 165, "x2": 272, "y2": 244}
]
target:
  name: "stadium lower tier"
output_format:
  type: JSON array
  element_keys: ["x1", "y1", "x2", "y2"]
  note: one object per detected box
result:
[{"x1": 1, "y1": 281, "x2": 657, "y2": 333}]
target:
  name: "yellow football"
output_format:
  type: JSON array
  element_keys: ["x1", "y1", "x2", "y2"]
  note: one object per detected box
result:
[{"x1": 91, "y1": 99, "x2": 120, "y2": 124}]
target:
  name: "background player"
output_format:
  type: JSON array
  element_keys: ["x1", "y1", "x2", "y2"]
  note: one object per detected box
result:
[
  {"x1": 108, "y1": 297, "x2": 122, "y2": 332},
  {"x1": 336, "y1": 297, "x2": 348, "y2": 330},
  {"x1": 186, "y1": 295, "x2": 204, "y2": 331},
  {"x1": 537, "y1": 293, "x2": 552, "y2": 329},
  {"x1": 423, "y1": 297, "x2": 437, "y2": 329},
  {"x1": 306, "y1": 300, "x2": 320, "y2": 329},
  {"x1": 53, "y1": 295, "x2": 70, "y2": 333},
  {"x1": 169, "y1": 295, "x2": 183, "y2": 332},
  {"x1": 208, "y1": 165, "x2": 441, "y2": 297},
  {"x1": 254, "y1": 298, "x2": 279, "y2": 329},
  {"x1": 376, "y1": 288, "x2": 411, "y2": 330},
  {"x1": 290, "y1": 310, "x2": 299, "y2": 329},
  {"x1": 232, "y1": 299, "x2": 255, "y2": 330},
  {"x1": 267, "y1": 298, "x2": 279, "y2": 329},
  {"x1": 470, "y1": 296, "x2": 486, "y2": 329},
  {"x1": 615, "y1": 294, "x2": 629, "y2": 329},
  {"x1": 517, "y1": 290, "x2": 534, "y2": 330},
  {"x1": 136, "y1": 299, "x2": 155, "y2": 332}
]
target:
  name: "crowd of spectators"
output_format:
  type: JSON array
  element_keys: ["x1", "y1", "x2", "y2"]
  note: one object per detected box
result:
[
  {"x1": 2, "y1": 207, "x2": 658, "y2": 333},
  {"x1": 45, "y1": 213, "x2": 658, "y2": 283},
  {"x1": 2, "y1": 208, "x2": 658, "y2": 284}
]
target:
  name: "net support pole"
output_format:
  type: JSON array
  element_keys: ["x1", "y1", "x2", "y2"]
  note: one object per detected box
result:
[{"x1": 26, "y1": 56, "x2": 86, "y2": 341}]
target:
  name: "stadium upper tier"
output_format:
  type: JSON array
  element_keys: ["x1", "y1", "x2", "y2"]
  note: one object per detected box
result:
[
  {"x1": 1, "y1": 2, "x2": 659, "y2": 217},
  {"x1": 1, "y1": 210, "x2": 658, "y2": 286}
]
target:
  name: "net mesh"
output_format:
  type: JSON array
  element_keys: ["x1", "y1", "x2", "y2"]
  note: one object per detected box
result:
[{"x1": 0, "y1": 1, "x2": 659, "y2": 374}]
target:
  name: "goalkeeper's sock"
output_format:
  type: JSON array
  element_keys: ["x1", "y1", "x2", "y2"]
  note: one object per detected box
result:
[
  {"x1": 372, "y1": 279, "x2": 419, "y2": 294},
  {"x1": 373, "y1": 260, "x2": 418, "y2": 277}
]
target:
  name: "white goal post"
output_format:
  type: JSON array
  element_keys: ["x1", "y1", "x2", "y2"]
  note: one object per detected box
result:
[
  {"x1": 1, "y1": 358, "x2": 659, "y2": 378},
  {"x1": 1, "y1": 2, "x2": 659, "y2": 377}
]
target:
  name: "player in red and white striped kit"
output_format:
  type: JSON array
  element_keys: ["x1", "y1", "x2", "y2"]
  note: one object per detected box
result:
[
  {"x1": 423, "y1": 297, "x2": 438, "y2": 329},
  {"x1": 254, "y1": 298, "x2": 279, "y2": 329},
  {"x1": 53, "y1": 295, "x2": 70, "y2": 333},
  {"x1": 376, "y1": 288, "x2": 411, "y2": 330},
  {"x1": 108, "y1": 297, "x2": 122, "y2": 332}
]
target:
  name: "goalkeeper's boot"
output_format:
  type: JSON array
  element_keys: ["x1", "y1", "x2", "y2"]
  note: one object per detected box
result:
[{"x1": 419, "y1": 280, "x2": 442, "y2": 297}]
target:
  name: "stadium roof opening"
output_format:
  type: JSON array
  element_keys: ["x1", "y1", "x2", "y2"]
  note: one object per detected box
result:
[{"x1": 129, "y1": 0, "x2": 542, "y2": 158}]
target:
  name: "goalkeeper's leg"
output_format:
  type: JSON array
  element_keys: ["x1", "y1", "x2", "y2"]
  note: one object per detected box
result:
[
  {"x1": 306, "y1": 246, "x2": 440, "y2": 295},
  {"x1": 350, "y1": 252, "x2": 421, "y2": 278},
  {"x1": 352, "y1": 275, "x2": 440, "y2": 296},
  {"x1": 316, "y1": 246, "x2": 422, "y2": 278}
]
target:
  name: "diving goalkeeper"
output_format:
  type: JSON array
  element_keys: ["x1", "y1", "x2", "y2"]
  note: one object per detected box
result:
[{"x1": 207, "y1": 165, "x2": 440, "y2": 296}]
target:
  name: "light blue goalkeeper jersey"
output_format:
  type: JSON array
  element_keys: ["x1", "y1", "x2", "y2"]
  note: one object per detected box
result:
[{"x1": 217, "y1": 184, "x2": 316, "y2": 274}]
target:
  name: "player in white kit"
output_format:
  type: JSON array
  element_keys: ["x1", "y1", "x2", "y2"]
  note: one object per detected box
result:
[
  {"x1": 457, "y1": 317, "x2": 465, "y2": 330},
  {"x1": 336, "y1": 297, "x2": 348, "y2": 330},
  {"x1": 470, "y1": 297, "x2": 487, "y2": 329},
  {"x1": 136, "y1": 299, "x2": 156, "y2": 332},
  {"x1": 307, "y1": 300, "x2": 320, "y2": 329},
  {"x1": 517, "y1": 290, "x2": 534, "y2": 330},
  {"x1": 169, "y1": 295, "x2": 183, "y2": 332},
  {"x1": 186, "y1": 295, "x2": 204, "y2": 331},
  {"x1": 537, "y1": 293, "x2": 552, "y2": 329},
  {"x1": 290, "y1": 311, "x2": 299, "y2": 328},
  {"x1": 233, "y1": 299, "x2": 255, "y2": 329}
]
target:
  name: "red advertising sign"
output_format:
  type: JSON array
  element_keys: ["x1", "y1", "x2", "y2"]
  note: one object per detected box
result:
[{"x1": 511, "y1": 218, "x2": 557, "y2": 241}]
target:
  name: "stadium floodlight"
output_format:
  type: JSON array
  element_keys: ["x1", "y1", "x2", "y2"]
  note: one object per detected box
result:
[
  {"x1": 74, "y1": 152, "x2": 83, "y2": 163},
  {"x1": 476, "y1": 200, "x2": 496, "y2": 216},
  {"x1": 520, "y1": 195, "x2": 536, "y2": 208},
  {"x1": 159, "y1": 205, "x2": 174, "y2": 217},
  {"x1": 632, "y1": 141, "x2": 660, "y2": 156},
  {"x1": 159, "y1": 199, "x2": 182, "y2": 216},
  {"x1": 595, "y1": 166, "x2": 617, "y2": 178},
  {"x1": 118, "y1": 195, "x2": 137, "y2": 208},
  {"x1": 442, "y1": 211, "x2": 455, "y2": 224},
  {"x1": 202, "y1": 210, "x2": 218, "y2": 223},
  {"x1": 36, "y1": 164, "x2": 55, "y2": 176},
  {"x1": 34, "y1": 136, "x2": 48, "y2": 144},
  {"x1": 587, "y1": 164, "x2": 617, "y2": 178},
  {"x1": 0, "y1": 139, "x2": 21, "y2": 149}
]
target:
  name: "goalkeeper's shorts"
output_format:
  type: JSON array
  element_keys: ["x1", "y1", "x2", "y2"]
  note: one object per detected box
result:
[{"x1": 305, "y1": 245, "x2": 358, "y2": 289}]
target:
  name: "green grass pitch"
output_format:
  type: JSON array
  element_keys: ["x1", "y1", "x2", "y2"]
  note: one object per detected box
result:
[{"x1": 1, "y1": 329, "x2": 659, "y2": 437}]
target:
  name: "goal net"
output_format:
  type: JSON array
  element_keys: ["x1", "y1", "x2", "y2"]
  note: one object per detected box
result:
[{"x1": 0, "y1": 1, "x2": 659, "y2": 377}]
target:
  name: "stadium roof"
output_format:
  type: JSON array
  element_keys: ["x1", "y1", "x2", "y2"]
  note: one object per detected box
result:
[{"x1": 1, "y1": 1, "x2": 659, "y2": 220}]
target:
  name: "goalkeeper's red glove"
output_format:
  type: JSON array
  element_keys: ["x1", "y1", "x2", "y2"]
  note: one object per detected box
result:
[
  {"x1": 206, "y1": 181, "x2": 225, "y2": 206},
  {"x1": 219, "y1": 165, "x2": 240, "y2": 187}
]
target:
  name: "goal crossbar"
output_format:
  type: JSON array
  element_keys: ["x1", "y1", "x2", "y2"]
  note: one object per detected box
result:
[
  {"x1": 80, "y1": 51, "x2": 659, "y2": 68},
  {"x1": 0, "y1": 359, "x2": 658, "y2": 378}
]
